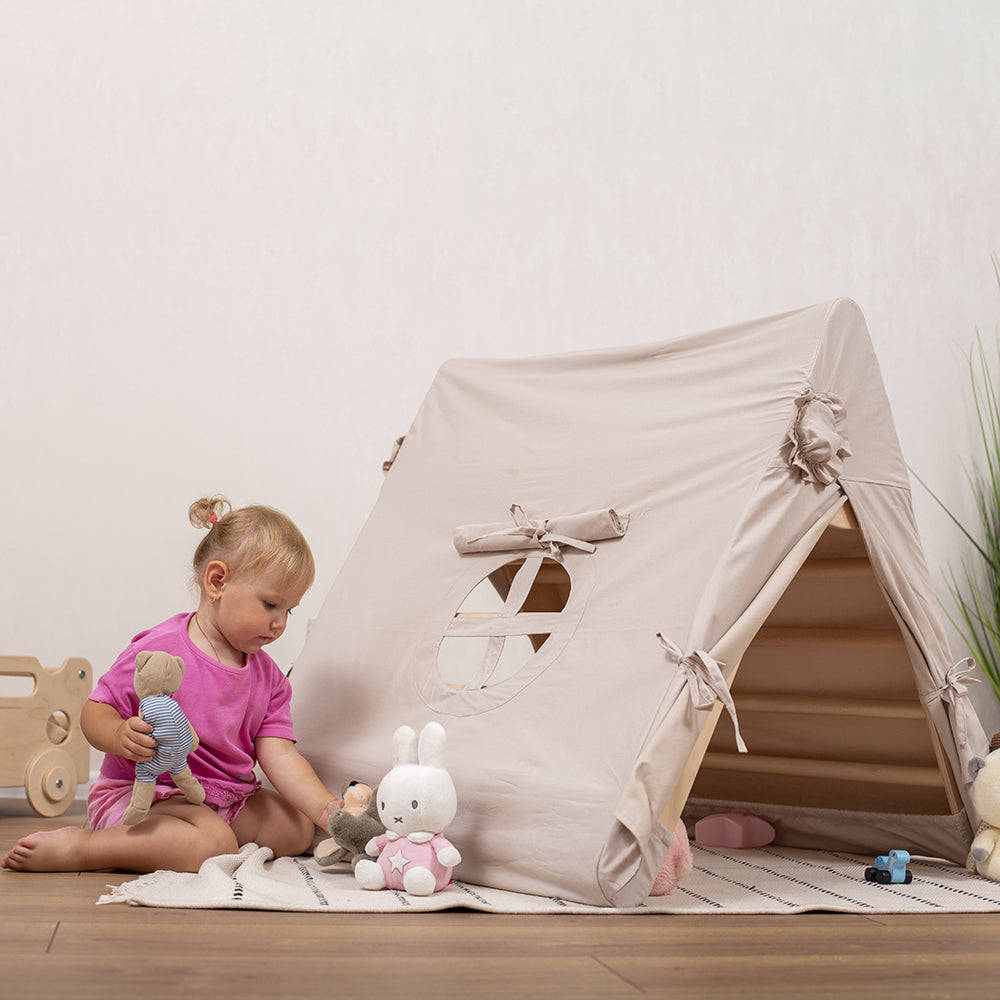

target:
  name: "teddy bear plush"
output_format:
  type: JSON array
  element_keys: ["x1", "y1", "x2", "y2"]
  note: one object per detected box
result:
[
  {"x1": 315, "y1": 781, "x2": 386, "y2": 867},
  {"x1": 966, "y1": 731, "x2": 1000, "y2": 880},
  {"x1": 122, "y1": 650, "x2": 206, "y2": 826},
  {"x1": 354, "y1": 722, "x2": 461, "y2": 896}
]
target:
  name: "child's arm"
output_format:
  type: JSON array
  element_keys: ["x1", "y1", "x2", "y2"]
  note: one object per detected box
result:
[
  {"x1": 81, "y1": 699, "x2": 156, "y2": 763},
  {"x1": 255, "y1": 736, "x2": 342, "y2": 829}
]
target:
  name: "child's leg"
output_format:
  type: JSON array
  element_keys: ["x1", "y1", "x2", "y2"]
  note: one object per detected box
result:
[
  {"x1": 230, "y1": 788, "x2": 316, "y2": 858},
  {"x1": 2, "y1": 799, "x2": 238, "y2": 874}
]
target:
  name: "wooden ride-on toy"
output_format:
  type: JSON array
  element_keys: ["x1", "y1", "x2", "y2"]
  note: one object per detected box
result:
[{"x1": 0, "y1": 656, "x2": 92, "y2": 816}]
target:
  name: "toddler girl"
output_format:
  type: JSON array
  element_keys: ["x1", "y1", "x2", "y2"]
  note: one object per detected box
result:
[{"x1": 3, "y1": 497, "x2": 341, "y2": 874}]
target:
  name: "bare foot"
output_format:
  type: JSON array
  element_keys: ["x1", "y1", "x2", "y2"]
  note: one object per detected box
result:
[{"x1": 2, "y1": 827, "x2": 91, "y2": 872}]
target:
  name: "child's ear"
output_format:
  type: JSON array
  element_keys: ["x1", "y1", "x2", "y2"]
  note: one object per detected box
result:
[{"x1": 204, "y1": 560, "x2": 229, "y2": 600}]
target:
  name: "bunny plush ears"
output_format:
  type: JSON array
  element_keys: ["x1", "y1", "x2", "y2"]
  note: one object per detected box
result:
[
  {"x1": 392, "y1": 721, "x2": 447, "y2": 769},
  {"x1": 355, "y1": 720, "x2": 462, "y2": 895}
]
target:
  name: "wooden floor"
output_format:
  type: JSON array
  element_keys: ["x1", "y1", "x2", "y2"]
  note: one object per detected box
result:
[{"x1": 2, "y1": 799, "x2": 998, "y2": 999}]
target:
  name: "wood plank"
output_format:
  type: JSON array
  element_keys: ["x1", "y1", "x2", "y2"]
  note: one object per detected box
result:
[
  {"x1": 733, "y1": 693, "x2": 925, "y2": 719},
  {"x1": 605, "y1": 952, "x2": 996, "y2": 998},
  {"x1": 6, "y1": 803, "x2": 1000, "y2": 1000},
  {"x1": 793, "y1": 557, "x2": 876, "y2": 578},
  {"x1": 0, "y1": 920, "x2": 59, "y2": 956},
  {"x1": 750, "y1": 626, "x2": 904, "y2": 647},
  {"x1": 4, "y1": 953, "x2": 639, "y2": 1000},
  {"x1": 701, "y1": 751, "x2": 944, "y2": 787}
]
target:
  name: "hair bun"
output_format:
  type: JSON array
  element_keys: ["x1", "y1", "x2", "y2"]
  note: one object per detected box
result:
[{"x1": 189, "y1": 496, "x2": 232, "y2": 530}]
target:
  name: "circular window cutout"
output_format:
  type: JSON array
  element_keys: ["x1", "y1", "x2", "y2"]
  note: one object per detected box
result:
[{"x1": 437, "y1": 557, "x2": 571, "y2": 689}]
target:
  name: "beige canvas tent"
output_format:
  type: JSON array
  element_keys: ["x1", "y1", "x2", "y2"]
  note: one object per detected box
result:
[{"x1": 292, "y1": 298, "x2": 989, "y2": 907}]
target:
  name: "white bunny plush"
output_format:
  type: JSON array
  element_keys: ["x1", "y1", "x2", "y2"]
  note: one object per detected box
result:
[{"x1": 354, "y1": 722, "x2": 462, "y2": 896}]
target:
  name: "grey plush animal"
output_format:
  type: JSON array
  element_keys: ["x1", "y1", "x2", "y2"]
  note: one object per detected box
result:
[{"x1": 315, "y1": 782, "x2": 385, "y2": 867}]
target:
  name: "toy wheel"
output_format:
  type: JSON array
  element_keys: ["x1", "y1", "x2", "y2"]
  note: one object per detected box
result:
[
  {"x1": 864, "y1": 867, "x2": 877, "y2": 882},
  {"x1": 904, "y1": 871, "x2": 913, "y2": 884},
  {"x1": 877, "y1": 869, "x2": 892, "y2": 884},
  {"x1": 25, "y1": 748, "x2": 78, "y2": 817}
]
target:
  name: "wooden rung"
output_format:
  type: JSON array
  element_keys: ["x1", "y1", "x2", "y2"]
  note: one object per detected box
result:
[
  {"x1": 733, "y1": 693, "x2": 925, "y2": 719},
  {"x1": 702, "y1": 751, "x2": 944, "y2": 787},
  {"x1": 749, "y1": 627, "x2": 904, "y2": 648},
  {"x1": 793, "y1": 557, "x2": 874, "y2": 579}
]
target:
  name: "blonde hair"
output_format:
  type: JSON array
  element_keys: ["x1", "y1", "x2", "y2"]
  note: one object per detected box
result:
[{"x1": 189, "y1": 496, "x2": 315, "y2": 594}]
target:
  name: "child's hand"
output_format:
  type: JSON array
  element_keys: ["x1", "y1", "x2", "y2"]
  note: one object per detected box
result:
[
  {"x1": 318, "y1": 798, "x2": 345, "y2": 831},
  {"x1": 116, "y1": 715, "x2": 156, "y2": 762}
]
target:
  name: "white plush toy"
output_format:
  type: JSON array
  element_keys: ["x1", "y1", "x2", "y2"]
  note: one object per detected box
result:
[
  {"x1": 354, "y1": 722, "x2": 462, "y2": 896},
  {"x1": 967, "y1": 732, "x2": 1000, "y2": 881}
]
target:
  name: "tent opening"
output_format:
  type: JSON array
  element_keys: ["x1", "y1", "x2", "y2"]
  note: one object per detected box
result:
[{"x1": 684, "y1": 502, "x2": 963, "y2": 834}]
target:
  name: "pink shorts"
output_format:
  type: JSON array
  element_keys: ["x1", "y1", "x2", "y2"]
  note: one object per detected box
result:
[{"x1": 86, "y1": 775, "x2": 256, "y2": 830}]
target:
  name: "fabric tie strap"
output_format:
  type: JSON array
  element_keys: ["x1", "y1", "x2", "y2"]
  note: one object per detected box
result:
[
  {"x1": 454, "y1": 504, "x2": 629, "y2": 557},
  {"x1": 919, "y1": 658, "x2": 980, "y2": 707},
  {"x1": 920, "y1": 658, "x2": 981, "y2": 775},
  {"x1": 506, "y1": 504, "x2": 596, "y2": 556},
  {"x1": 657, "y1": 634, "x2": 748, "y2": 753}
]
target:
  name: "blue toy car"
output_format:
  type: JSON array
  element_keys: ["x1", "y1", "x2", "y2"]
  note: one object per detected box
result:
[{"x1": 865, "y1": 849, "x2": 912, "y2": 884}]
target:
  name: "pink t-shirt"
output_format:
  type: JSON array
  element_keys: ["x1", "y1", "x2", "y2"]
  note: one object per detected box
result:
[{"x1": 89, "y1": 612, "x2": 296, "y2": 810}]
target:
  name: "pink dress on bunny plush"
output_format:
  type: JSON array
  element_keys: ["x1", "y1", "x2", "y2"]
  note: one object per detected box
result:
[
  {"x1": 355, "y1": 722, "x2": 462, "y2": 896},
  {"x1": 372, "y1": 832, "x2": 456, "y2": 892}
]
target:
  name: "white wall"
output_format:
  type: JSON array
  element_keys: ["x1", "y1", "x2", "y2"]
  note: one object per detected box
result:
[{"x1": 3, "y1": 1, "x2": 1000, "y2": 736}]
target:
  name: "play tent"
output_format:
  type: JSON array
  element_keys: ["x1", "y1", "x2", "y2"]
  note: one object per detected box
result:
[{"x1": 291, "y1": 298, "x2": 989, "y2": 907}]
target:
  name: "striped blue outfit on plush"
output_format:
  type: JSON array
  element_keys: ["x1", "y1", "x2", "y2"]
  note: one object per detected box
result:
[{"x1": 135, "y1": 694, "x2": 196, "y2": 782}]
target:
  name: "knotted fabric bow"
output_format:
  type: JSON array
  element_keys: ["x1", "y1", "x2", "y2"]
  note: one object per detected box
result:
[
  {"x1": 920, "y1": 658, "x2": 980, "y2": 706},
  {"x1": 782, "y1": 386, "x2": 853, "y2": 486},
  {"x1": 454, "y1": 504, "x2": 629, "y2": 557},
  {"x1": 657, "y1": 634, "x2": 748, "y2": 753}
]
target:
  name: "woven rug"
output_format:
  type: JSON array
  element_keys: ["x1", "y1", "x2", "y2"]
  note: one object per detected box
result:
[{"x1": 96, "y1": 842, "x2": 1000, "y2": 914}]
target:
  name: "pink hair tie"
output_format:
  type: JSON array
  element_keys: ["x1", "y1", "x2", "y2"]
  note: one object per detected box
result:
[{"x1": 209, "y1": 513, "x2": 219, "y2": 525}]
